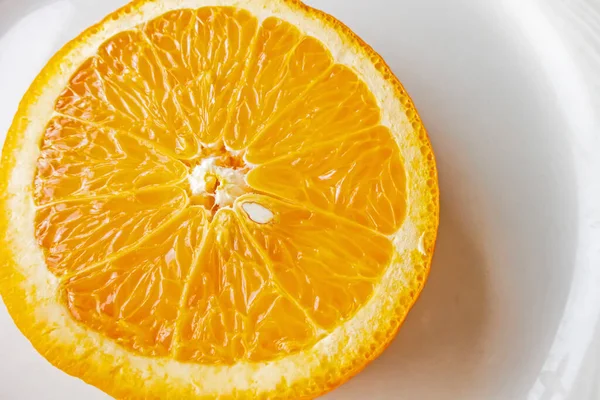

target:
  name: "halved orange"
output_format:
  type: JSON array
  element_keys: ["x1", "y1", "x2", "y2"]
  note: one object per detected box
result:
[{"x1": 0, "y1": 0, "x2": 439, "y2": 398}]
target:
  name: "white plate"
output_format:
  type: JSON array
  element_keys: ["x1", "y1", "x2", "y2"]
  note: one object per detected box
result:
[{"x1": 1, "y1": 0, "x2": 599, "y2": 399}]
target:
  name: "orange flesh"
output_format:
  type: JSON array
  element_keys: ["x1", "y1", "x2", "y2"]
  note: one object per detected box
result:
[{"x1": 33, "y1": 7, "x2": 407, "y2": 364}]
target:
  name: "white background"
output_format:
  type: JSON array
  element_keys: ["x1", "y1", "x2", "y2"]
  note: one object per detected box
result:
[{"x1": 0, "y1": 0, "x2": 599, "y2": 399}]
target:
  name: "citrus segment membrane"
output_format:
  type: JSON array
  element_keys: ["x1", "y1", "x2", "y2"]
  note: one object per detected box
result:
[
  {"x1": 245, "y1": 64, "x2": 381, "y2": 164},
  {"x1": 34, "y1": 116, "x2": 187, "y2": 204},
  {"x1": 235, "y1": 195, "x2": 393, "y2": 330},
  {"x1": 144, "y1": 8, "x2": 258, "y2": 145},
  {"x1": 55, "y1": 30, "x2": 201, "y2": 158},
  {"x1": 247, "y1": 125, "x2": 406, "y2": 234},
  {"x1": 224, "y1": 17, "x2": 333, "y2": 150},
  {"x1": 177, "y1": 209, "x2": 319, "y2": 364},
  {"x1": 35, "y1": 187, "x2": 187, "y2": 276},
  {"x1": 31, "y1": 4, "x2": 408, "y2": 369},
  {"x1": 63, "y1": 207, "x2": 208, "y2": 357}
]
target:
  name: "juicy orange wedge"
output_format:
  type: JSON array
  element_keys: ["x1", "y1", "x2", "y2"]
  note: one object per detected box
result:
[{"x1": 0, "y1": 1, "x2": 439, "y2": 399}]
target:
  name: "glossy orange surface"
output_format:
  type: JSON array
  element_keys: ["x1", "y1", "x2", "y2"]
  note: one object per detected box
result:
[{"x1": 33, "y1": 6, "x2": 407, "y2": 364}]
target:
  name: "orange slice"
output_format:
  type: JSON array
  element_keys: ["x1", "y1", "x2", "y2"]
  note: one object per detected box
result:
[{"x1": 0, "y1": 1, "x2": 439, "y2": 399}]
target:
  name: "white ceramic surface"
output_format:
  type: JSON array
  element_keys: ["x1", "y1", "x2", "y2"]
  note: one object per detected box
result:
[{"x1": 0, "y1": 0, "x2": 599, "y2": 399}]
